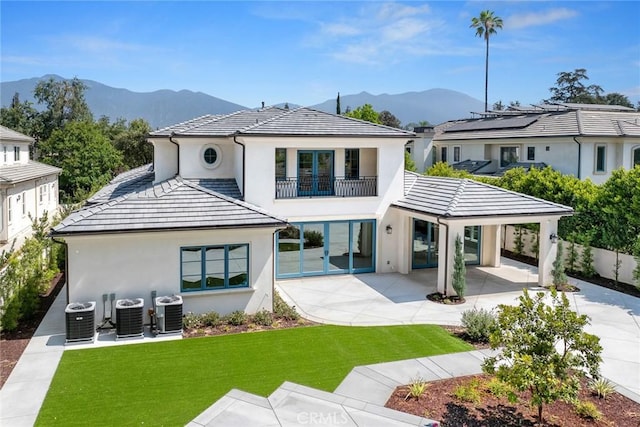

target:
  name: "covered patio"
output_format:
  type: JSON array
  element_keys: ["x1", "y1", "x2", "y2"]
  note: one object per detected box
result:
[
  {"x1": 386, "y1": 173, "x2": 574, "y2": 295},
  {"x1": 276, "y1": 257, "x2": 541, "y2": 326}
]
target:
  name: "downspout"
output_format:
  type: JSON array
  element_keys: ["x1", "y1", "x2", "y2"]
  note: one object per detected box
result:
[
  {"x1": 233, "y1": 134, "x2": 246, "y2": 198},
  {"x1": 51, "y1": 235, "x2": 69, "y2": 305},
  {"x1": 169, "y1": 133, "x2": 180, "y2": 177},
  {"x1": 437, "y1": 218, "x2": 450, "y2": 297},
  {"x1": 573, "y1": 137, "x2": 582, "y2": 179}
]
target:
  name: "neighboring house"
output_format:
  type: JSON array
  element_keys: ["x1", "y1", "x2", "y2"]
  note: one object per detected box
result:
[
  {"x1": 0, "y1": 126, "x2": 61, "y2": 252},
  {"x1": 52, "y1": 107, "x2": 572, "y2": 325},
  {"x1": 405, "y1": 126, "x2": 435, "y2": 173},
  {"x1": 432, "y1": 103, "x2": 640, "y2": 184}
]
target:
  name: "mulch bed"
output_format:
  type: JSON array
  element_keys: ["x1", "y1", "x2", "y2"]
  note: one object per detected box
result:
[
  {"x1": 0, "y1": 273, "x2": 65, "y2": 389},
  {"x1": 182, "y1": 318, "x2": 314, "y2": 338},
  {"x1": 386, "y1": 374, "x2": 640, "y2": 427}
]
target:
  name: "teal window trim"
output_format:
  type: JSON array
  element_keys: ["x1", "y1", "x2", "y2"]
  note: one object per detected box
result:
[
  {"x1": 180, "y1": 244, "x2": 249, "y2": 292},
  {"x1": 276, "y1": 219, "x2": 376, "y2": 279}
]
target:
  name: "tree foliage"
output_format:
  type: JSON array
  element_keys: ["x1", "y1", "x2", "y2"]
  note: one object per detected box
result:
[
  {"x1": 344, "y1": 104, "x2": 381, "y2": 124},
  {"x1": 39, "y1": 121, "x2": 123, "y2": 202},
  {"x1": 404, "y1": 151, "x2": 417, "y2": 172},
  {"x1": 548, "y1": 68, "x2": 633, "y2": 107},
  {"x1": 452, "y1": 234, "x2": 467, "y2": 298},
  {"x1": 0, "y1": 93, "x2": 40, "y2": 137},
  {"x1": 483, "y1": 288, "x2": 602, "y2": 424},
  {"x1": 378, "y1": 110, "x2": 401, "y2": 128},
  {"x1": 552, "y1": 241, "x2": 568, "y2": 286}
]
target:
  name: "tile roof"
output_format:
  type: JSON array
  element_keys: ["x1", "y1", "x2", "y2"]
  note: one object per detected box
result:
[
  {"x1": 52, "y1": 176, "x2": 286, "y2": 236},
  {"x1": 87, "y1": 164, "x2": 155, "y2": 205},
  {"x1": 393, "y1": 171, "x2": 573, "y2": 219},
  {"x1": 435, "y1": 110, "x2": 640, "y2": 141},
  {"x1": 0, "y1": 125, "x2": 34, "y2": 143},
  {"x1": 0, "y1": 160, "x2": 62, "y2": 184},
  {"x1": 184, "y1": 178, "x2": 242, "y2": 199},
  {"x1": 150, "y1": 107, "x2": 414, "y2": 138}
]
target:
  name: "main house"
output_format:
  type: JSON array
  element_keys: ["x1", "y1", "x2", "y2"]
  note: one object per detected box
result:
[
  {"x1": 0, "y1": 125, "x2": 61, "y2": 252},
  {"x1": 52, "y1": 107, "x2": 572, "y2": 324},
  {"x1": 430, "y1": 103, "x2": 640, "y2": 183}
]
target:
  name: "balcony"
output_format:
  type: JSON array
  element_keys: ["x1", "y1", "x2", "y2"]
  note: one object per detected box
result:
[{"x1": 275, "y1": 176, "x2": 377, "y2": 199}]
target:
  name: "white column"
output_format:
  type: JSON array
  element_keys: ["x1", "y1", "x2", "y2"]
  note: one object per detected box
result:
[
  {"x1": 481, "y1": 224, "x2": 502, "y2": 267},
  {"x1": 538, "y1": 219, "x2": 559, "y2": 287}
]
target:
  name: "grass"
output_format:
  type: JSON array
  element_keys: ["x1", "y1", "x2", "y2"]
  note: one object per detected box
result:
[{"x1": 36, "y1": 324, "x2": 471, "y2": 426}]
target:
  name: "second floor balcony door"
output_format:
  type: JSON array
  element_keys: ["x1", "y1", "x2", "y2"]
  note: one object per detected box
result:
[{"x1": 298, "y1": 150, "x2": 334, "y2": 196}]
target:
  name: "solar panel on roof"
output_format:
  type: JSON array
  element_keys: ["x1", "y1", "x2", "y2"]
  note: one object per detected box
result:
[{"x1": 445, "y1": 116, "x2": 539, "y2": 133}]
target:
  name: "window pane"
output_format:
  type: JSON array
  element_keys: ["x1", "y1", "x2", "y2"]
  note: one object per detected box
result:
[
  {"x1": 345, "y1": 149, "x2": 359, "y2": 179},
  {"x1": 527, "y1": 147, "x2": 535, "y2": 161},
  {"x1": 276, "y1": 148, "x2": 286, "y2": 180},
  {"x1": 441, "y1": 147, "x2": 447, "y2": 162},
  {"x1": 453, "y1": 146, "x2": 460, "y2": 162},
  {"x1": 634, "y1": 148, "x2": 640, "y2": 166},
  {"x1": 203, "y1": 147, "x2": 217, "y2": 164},
  {"x1": 352, "y1": 221, "x2": 374, "y2": 270},
  {"x1": 302, "y1": 223, "x2": 325, "y2": 273},
  {"x1": 596, "y1": 146, "x2": 606, "y2": 172},
  {"x1": 227, "y1": 245, "x2": 248, "y2": 287},
  {"x1": 500, "y1": 147, "x2": 518, "y2": 167},
  {"x1": 205, "y1": 247, "x2": 225, "y2": 288},
  {"x1": 278, "y1": 225, "x2": 301, "y2": 275},
  {"x1": 182, "y1": 248, "x2": 202, "y2": 290}
]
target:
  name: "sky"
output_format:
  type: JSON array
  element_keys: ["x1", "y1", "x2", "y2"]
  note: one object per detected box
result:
[{"x1": 1, "y1": 1, "x2": 639, "y2": 108}]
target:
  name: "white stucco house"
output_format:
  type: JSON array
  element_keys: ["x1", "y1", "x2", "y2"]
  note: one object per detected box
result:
[
  {"x1": 52, "y1": 107, "x2": 573, "y2": 325},
  {"x1": 0, "y1": 125, "x2": 61, "y2": 253},
  {"x1": 432, "y1": 103, "x2": 640, "y2": 183}
]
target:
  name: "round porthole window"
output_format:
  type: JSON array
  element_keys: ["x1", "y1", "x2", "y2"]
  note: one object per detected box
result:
[{"x1": 200, "y1": 144, "x2": 222, "y2": 169}]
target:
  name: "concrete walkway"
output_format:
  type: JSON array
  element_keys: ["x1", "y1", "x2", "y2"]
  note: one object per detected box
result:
[{"x1": 1, "y1": 258, "x2": 638, "y2": 426}]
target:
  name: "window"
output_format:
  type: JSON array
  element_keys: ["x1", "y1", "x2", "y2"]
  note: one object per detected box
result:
[
  {"x1": 595, "y1": 145, "x2": 606, "y2": 173},
  {"x1": 14, "y1": 146, "x2": 20, "y2": 161},
  {"x1": 181, "y1": 244, "x2": 249, "y2": 291},
  {"x1": 441, "y1": 147, "x2": 447, "y2": 162},
  {"x1": 3, "y1": 146, "x2": 6, "y2": 162},
  {"x1": 39, "y1": 184, "x2": 48, "y2": 204},
  {"x1": 7, "y1": 197, "x2": 12, "y2": 224},
  {"x1": 453, "y1": 146, "x2": 461, "y2": 163},
  {"x1": 345, "y1": 149, "x2": 359, "y2": 179},
  {"x1": 200, "y1": 144, "x2": 222, "y2": 169},
  {"x1": 527, "y1": 147, "x2": 535, "y2": 161},
  {"x1": 500, "y1": 146, "x2": 519, "y2": 167},
  {"x1": 633, "y1": 147, "x2": 640, "y2": 167},
  {"x1": 275, "y1": 148, "x2": 286, "y2": 180},
  {"x1": 21, "y1": 192, "x2": 26, "y2": 216}
]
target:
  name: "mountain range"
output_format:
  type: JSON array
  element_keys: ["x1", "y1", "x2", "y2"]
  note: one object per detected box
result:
[{"x1": 1, "y1": 75, "x2": 484, "y2": 129}]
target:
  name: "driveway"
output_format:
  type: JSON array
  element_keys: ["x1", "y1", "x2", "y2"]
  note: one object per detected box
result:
[{"x1": 277, "y1": 258, "x2": 640, "y2": 398}]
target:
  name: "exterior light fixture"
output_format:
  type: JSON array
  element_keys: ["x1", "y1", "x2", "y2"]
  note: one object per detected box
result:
[
  {"x1": 386, "y1": 225, "x2": 393, "y2": 235},
  {"x1": 550, "y1": 233, "x2": 558, "y2": 243}
]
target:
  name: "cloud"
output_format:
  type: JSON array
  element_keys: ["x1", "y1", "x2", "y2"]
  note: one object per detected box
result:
[
  {"x1": 506, "y1": 8, "x2": 578, "y2": 30},
  {"x1": 310, "y1": 2, "x2": 446, "y2": 65},
  {"x1": 59, "y1": 35, "x2": 146, "y2": 54}
]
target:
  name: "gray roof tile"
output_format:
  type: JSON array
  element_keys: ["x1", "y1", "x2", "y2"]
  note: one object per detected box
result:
[
  {"x1": 0, "y1": 160, "x2": 62, "y2": 184},
  {"x1": 0, "y1": 125, "x2": 34, "y2": 143},
  {"x1": 53, "y1": 176, "x2": 286, "y2": 235},
  {"x1": 150, "y1": 107, "x2": 414, "y2": 138},
  {"x1": 393, "y1": 171, "x2": 573, "y2": 219},
  {"x1": 435, "y1": 110, "x2": 640, "y2": 141}
]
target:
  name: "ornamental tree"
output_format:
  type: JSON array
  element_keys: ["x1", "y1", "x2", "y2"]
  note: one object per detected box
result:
[
  {"x1": 482, "y1": 288, "x2": 602, "y2": 425},
  {"x1": 451, "y1": 234, "x2": 467, "y2": 299}
]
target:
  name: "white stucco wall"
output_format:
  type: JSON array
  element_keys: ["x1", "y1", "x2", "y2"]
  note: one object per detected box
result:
[
  {"x1": 176, "y1": 137, "x2": 236, "y2": 179},
  {"x1": 64, "y1": 227, "x2": 276, "y2": 327},
  {"x1": 150, "y1": 140, "x2": 178, "y2": 183}
]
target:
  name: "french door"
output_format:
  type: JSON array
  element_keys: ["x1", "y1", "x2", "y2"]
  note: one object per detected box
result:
[{"x1": 298, "y1": 151, "x2": 334, "y2": 196}]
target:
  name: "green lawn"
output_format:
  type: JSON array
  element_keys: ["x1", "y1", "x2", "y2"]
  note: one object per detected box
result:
[{"x1": 36, "y1": 324, "x2": 471, "y2": 426}]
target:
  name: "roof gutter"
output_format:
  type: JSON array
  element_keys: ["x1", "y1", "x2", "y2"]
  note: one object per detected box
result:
[
  {"x1": 169, "y1": 133, "x2": 180, "y2": 177},
  {"x1": 573, "y1": 137, "x2": 582, "y2": 179},
  {"x1": 233, "y1": 134, "x2": 246, "y2": 197}
]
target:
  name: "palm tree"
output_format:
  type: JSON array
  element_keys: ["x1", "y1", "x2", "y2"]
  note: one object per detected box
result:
[{"x1": 470, "y1": 10, "x2": 503, "y2": 112}]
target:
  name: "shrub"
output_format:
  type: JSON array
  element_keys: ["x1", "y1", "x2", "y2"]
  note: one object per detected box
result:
[
  {"x1": 589, "y1": 377, "x2": 615, "y2": 399},
  {"x1": 224, "y1": 310, "x2": 247, "y2": 326},
  {"x1": 273, "y1": 291, "x2": 300, "y2": 321},
  {"x1": 182, "y1": 312, "x2": 204, "y2": 329},
  {"x1": 485, "y1": 377, "x2": 513, "y2": 399},
  {"x1": 574, "y1": 400, "x2": 602, "y2": 420},
  {"x1": 461, "y1": 308, "x2": 496, "y2": 342},
  {"x1": 580, "y1": 236, "x2": 597, "y2": 278},
  {"x1": 201, "y1": 311, "x2": 222, "y2": 327},
  {"x1": 513, "y1": 226, "x2": 525, "y2": 255},
  {"x1": 253, "y1": 309, "x2": 273, "y2": 326},
  {"x1": 453, "y1": 377, "x2": 482, "y2": 404},
  {"x1": 303, "y1": 230, "x2": 324, "y2": 248},
  {"x1": 405, "y1": 376, "x2": 428, "y2": 401},
  {"x1": 552, "y1": 240, "x2": 568, "y2": 286}
]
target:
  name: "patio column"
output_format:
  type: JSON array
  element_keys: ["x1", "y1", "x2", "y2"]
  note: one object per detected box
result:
[
  {"x1": 481, "y1": 224, "x2": 501, "y2": 267},
  {"x1": 538, "y1": 218, "x2": 559, "y2": 287}
]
